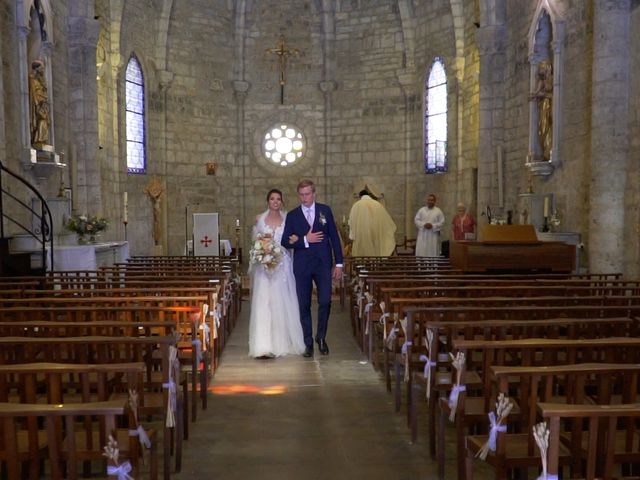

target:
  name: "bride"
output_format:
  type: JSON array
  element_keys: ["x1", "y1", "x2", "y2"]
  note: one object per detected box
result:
[{"x1": 248, "y1": 188, "x2": 305, "y2": 358}]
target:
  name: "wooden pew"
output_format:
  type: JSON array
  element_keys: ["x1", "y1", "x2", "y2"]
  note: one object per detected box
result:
[
  {"x1": 0, "y1": 400, "x2": 156, "y2": 480},
  {"x1": 538, "y1": 402, "x2": 640, "y2": 480},
  {"x1": 463, "y1": 363, "x2": 640, "y2": 480},
  {"x1": 0, "y1": 336, "x2": 180, "y2": 478}
]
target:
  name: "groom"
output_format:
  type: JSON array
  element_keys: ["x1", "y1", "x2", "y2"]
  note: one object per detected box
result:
[{"x1": 281, "y1": 179, "x2": 343, "y2": 357}]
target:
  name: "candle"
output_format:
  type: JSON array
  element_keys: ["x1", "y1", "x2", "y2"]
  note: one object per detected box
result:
[
  {"x1": 343, "y1": 215, "x2": 346, "y2": 223},
  {"x1": 236, "y1": 219, "x2": 240, "y2": 227},
  {"x1": 543, "y1": 197, "x2": 549, "y2": 218}
]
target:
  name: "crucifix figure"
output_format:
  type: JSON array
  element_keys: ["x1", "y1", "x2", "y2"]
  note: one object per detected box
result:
[{"x1": 266, "y1": 34, "x2": 299, "y2": 105}]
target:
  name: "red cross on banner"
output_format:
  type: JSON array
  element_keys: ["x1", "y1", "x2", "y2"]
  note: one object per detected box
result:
[{"x1": 193, "y1": 212, "x2": 220, "y2": 256}]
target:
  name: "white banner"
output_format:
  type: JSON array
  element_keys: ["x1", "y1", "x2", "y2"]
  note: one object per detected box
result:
[{"x1": 193, "y1": 213, "x2": 219, "y2": 256}]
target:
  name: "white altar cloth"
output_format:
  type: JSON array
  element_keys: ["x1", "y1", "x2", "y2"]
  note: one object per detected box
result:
[{"x1": 47, "y1": 241, "x2": 129, "y2": 271}]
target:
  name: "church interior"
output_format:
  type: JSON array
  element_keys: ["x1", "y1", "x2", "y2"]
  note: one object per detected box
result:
[{"x1": 1, "y1": 0, "x2": 640, "y2": 479}]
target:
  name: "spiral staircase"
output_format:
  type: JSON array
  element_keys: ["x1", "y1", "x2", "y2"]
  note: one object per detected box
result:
[{"x1": 0, "y1": 161, "x2": 53, "y2": 276}]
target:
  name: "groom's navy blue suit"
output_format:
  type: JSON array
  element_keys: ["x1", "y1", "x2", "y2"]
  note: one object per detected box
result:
[{"x1": 281, "y1": 202, "x2": 343, "y2": 348}]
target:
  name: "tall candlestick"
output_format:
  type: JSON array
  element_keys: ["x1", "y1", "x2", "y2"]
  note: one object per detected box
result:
[
  {"x1": 543, "y1": 197, "x2": 549, "y2": 218},
  {"x1": 123, "y1": 191, "x2": 128, "y2": 223}
]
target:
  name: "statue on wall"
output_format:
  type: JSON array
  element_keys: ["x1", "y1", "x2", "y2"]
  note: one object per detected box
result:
[
  {"x1": 29, "y1": 60, "x2": 50, "y2": 149},
  {"x1": 144, "y1": 177, "x2": 164, "y2": 246},
  {"x1": 531, "y1": 60, "x2": 553, "y2": 161}
]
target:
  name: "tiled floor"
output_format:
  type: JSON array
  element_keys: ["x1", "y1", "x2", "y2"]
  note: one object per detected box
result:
[{"x1": 174, "y1": 297, "x2": 492, "y2": 479}]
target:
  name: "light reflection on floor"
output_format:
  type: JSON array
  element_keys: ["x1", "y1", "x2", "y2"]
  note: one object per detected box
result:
[{"x1": 210, "y1": 384, "x2": 287, "y2": 395}]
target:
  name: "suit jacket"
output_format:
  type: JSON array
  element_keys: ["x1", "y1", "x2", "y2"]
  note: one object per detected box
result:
[{"x1": 281, "y1": 203, "x2": 344, "y2": 268}]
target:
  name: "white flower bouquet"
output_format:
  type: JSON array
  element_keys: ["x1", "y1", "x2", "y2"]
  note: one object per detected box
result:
[{"x1": 249, "y1": 233, "x2": 283, "y2": 273}]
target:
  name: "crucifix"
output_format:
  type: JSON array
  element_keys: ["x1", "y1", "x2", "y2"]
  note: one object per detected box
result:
[{"x1": 266, "y1": 35, "x2": 299, "y2": 105}]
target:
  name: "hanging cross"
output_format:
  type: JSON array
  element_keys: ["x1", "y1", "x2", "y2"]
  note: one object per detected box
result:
[{"x1": 266, "y1": 35, "x2": 299, "y2": 105}]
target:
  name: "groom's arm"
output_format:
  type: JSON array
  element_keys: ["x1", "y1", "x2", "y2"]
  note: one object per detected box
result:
[
  {"x1": 281, "y1": 216, "x2": 305, "y2": 250},
  {"x1": 325, "y1": 207, "x2": 344, "y2": 266}
]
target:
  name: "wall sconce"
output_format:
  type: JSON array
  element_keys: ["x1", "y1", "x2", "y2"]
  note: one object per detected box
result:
[{"x1": 206, "y1": 162, "x2": 217, "y2": 175}]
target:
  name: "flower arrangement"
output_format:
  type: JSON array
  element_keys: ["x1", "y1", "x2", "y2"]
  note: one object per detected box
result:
[
  {"x1": 65, "y1": 214, "x2": 108, "y2": 236},
  {"x1": 249, "y1": 233, "x2": 283, "y2": 273}
]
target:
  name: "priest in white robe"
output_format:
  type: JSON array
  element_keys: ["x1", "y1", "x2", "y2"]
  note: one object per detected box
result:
[{"x1": 414, "y1": 194, "x2": 445, "y2": 257}]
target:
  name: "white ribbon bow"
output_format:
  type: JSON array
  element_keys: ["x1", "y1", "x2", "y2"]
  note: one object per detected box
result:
[
  {"x1": 200, "y1": 321, "x2": 211, "y2": 344},
  {"x1": 448, "y1": 384, "x2": 466, "y2": 421},
  {"x1": 487, "y1": 411, "x2": 507, "y2": 452},
  {"x1": 419, "y1": 354, "x2": 436, "y2": 401},
  {"x1": 129, "y1": 424, "x2": 152, "y2": 449},
  {"x1": 162, "y1": 380, "x2": 177, "y2": 427},
  {"x1": 107, "y1": 462, "x2": 133, "y2": 480}
]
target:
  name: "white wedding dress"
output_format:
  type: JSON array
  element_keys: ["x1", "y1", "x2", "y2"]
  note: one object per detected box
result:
[{"x1": 248, "y1": 211, "x2": 305, "y2": 357}]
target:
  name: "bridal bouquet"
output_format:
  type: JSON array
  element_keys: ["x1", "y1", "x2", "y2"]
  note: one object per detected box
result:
[{"x1": 250, "y1": 233, "x2": 283, "y2": 273}]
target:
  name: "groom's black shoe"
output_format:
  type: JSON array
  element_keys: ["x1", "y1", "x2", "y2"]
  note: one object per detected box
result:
[
  {"x1": 317, "y1": 339, "x2": 329, "y2": 355},
  {"x1": 303, "y1": 345, "x2": 314, "y2": 358}
]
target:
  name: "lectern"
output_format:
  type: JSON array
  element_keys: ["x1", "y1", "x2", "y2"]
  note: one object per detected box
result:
[{"x1": 450, "y1": 224, "x2": 575, "y2": 273}]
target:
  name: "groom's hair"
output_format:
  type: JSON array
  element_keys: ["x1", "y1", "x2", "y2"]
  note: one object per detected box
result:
[{"x1": 297, "y1": 179, "x2": 315, "y2": 193}]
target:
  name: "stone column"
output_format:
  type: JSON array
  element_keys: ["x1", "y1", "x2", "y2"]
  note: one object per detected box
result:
[
  {"x1": 397, "y1": 70, "x2": 417, "y2": 239},
  {"x1": 588, "y1": 0, "x2": 630, "y2": 273},
  {"x1": 475, "y1": 0, "x2": 506, "y2": 224},
  {"x1": 67, "y1": 4, "x2": 101, "y2": 214},
  {"x1": 233, "y1": 80, "x2": 250, "y2": 248}
]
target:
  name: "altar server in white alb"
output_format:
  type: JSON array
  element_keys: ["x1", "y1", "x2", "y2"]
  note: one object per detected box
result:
[{"x1": 414, "y1": 193, "x2": 445, "y2": 257}]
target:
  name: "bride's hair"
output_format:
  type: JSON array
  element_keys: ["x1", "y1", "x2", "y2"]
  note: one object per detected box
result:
[{"x1": 266, "y1": 188, "x2": 284, "y2": 205}]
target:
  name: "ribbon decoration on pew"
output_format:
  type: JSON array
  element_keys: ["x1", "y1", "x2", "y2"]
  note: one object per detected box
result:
[
  {"x1": 127, "y1": 389, "x2": 152, "y2": 449},
  {"x1": 200, "y1": 303, "x2": 211, "y2": 350},
  {"x1": 363, "y1": 292, "x2": 374, "y2": 335},
  {"x1": 107, "y1": 462, "x2": 134, "y2": 480},
  {"x1": 419, "y1": 330, "x2": 436, "y2": 401},
  {"x1": 104, "y1": 435, "x2": 135, "y2": 480},
  {"x1": 448, "y1": 351, "x2": 466, "y2": 421},
  {"x1": 163, "y1": 345, "x2": 179, "y2": 428},
  {"x1": 476, "y1": 393, "x2": 512, "y2": 460},
  {"x1": 212, "y1": 304, "x2": 222, "y2": 339},
  {"x1": 378, "y1": 301, "x2": 390, "y2": 341},
  {"x1": 533, "y1": 422, "x2": 558, "y2": 480}
]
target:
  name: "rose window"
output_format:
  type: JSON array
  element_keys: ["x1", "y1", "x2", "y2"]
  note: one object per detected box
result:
[{"x1": 262, "y1": 124, "x2": 306, "y2": 166}]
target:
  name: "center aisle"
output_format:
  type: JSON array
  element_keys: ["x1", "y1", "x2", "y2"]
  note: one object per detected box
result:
[{"x1": 175, "y1": 297, "x2": 445, "y2": 479}]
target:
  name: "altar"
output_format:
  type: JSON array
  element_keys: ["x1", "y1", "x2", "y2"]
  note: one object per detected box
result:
[{"x1": 46, "y1": 241, "x2": 129, "y2": 271}]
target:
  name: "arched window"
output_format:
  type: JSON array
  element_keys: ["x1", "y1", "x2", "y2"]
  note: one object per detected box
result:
[
  {"x1": 424, "y1": 57, "x2": 447, "y2": 173},
  {"x1": 125, "y1": 56, "x2": 146, "y2": 174}
]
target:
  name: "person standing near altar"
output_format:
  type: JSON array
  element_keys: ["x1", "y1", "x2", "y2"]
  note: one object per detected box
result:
[
  {"x1": 348, "y1": 189, "x2": 397, "y2": 257},
  {"x1": 414, "y1": 193, "x2": 445, "y2": 257},
  {"x1": 451, "y1": 202, "x2": 476, "y2": 241},
  {"x1": 281, "y1": 179, "x2": 343, "y2": 358}
]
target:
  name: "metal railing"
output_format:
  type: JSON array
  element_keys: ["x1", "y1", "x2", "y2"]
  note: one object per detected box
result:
[{"x1": 0, "y1": 160, "x2": 53, "y2": 271}]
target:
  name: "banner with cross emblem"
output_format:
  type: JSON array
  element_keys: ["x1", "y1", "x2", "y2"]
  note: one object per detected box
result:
[{"x1": 193, "y1": 212, "x2": 219, "y2": 256}]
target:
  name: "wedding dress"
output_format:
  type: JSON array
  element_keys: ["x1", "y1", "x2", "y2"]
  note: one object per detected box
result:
[{"x1": 248, "y1": 211, "x2": 305, "y2": 357}]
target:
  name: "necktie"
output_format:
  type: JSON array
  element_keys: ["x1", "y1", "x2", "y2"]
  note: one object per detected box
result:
[{"x1": 305, "y1": 208, "x2": 313, "y2": 226}]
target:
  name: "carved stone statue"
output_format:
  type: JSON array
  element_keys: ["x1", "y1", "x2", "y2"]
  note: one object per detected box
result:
[
  {"x1": 29, "y1": 60, "x2": 50, "y2": 149},
  {"x1": 531, "y1": 60, "x2": 553, "y2": 161},
  {"x1": 144, "y1": 177, "x2": 164, "y2": 245}
]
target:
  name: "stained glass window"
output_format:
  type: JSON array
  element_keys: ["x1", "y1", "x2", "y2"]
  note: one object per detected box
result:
[
  {"x1": 424, "y1": 57, "x2": 448, "y2": 173},
  {"x1": 125, "y1": 56, "x2": 146, "y2": 174}
]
